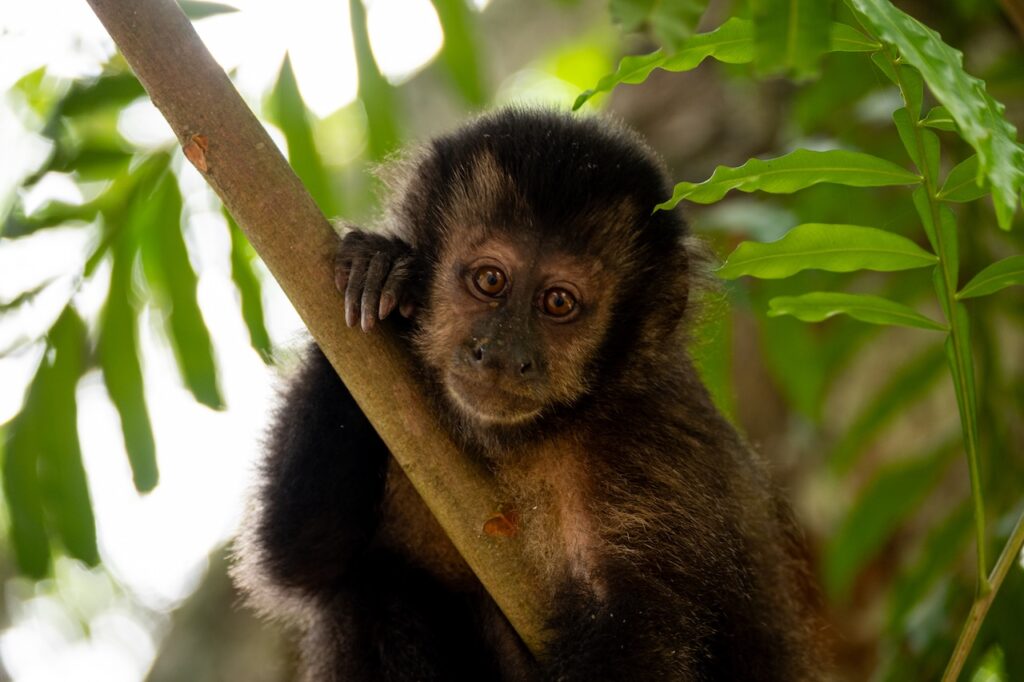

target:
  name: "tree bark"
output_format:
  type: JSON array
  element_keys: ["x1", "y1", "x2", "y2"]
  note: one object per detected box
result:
[{"x1": 84, "y1": 0, "x2": 548, "y2": 654}]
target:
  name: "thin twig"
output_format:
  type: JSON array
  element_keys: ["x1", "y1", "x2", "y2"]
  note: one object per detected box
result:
[{"x1": 942, "y1": 508, "x2": 1024, "y2": 682}]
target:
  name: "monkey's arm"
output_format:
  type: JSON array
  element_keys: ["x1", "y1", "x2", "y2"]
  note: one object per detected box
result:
[
  {"x1": 253, "y1": 227, "x2": 426, "y2": 594},
  {"x1": 252, "y1": 345, "x2": 392, "y2": 594}
]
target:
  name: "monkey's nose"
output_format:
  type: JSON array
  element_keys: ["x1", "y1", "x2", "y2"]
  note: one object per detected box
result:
[
  {"x1": 469, "y1": 342, "x2": 538, "y2": 380},
  {"x1": 471, "y1": 342, "x2": 499, "y2": 369}
]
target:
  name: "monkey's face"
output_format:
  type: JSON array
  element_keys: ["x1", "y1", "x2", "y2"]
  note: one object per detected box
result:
[
  {"x1": 415, "y1": 233, "x2": 618, "y2": 427},
  {"x1": 396, "y1": 112, "x2": 692, "y2": 430}
]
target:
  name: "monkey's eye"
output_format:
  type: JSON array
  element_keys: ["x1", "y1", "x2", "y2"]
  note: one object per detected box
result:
[
  {"x1": 473, "y1": 266, "x2": 508, "y2": 297},
  {"x1": 542, "y1": 288, "x2": 577, "y2": 317}
]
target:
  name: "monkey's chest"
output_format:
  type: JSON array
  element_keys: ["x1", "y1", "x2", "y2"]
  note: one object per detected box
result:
[
  {"x1": 375, "y1": 448, "x2": 604, "y2": 600},
  {"x1": 376, "y1": 457, "x2": 480, "y2": 590}
]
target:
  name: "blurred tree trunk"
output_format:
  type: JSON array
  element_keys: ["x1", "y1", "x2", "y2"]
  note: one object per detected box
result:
[{"x1": 146, "y1": 549, "x2": 295, "y2": 682}]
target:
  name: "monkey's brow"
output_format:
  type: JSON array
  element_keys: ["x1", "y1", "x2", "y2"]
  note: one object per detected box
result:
[{"x1": 459, "y1": 235, "x2": 530, "y2": 267}]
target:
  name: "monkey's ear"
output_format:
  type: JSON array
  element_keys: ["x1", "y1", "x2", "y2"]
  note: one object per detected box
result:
[
  {"x1": 649, "y1": 236, "x2": 705, "y2": 332},
  {"x1": 672, "y1": 245, "x2": 693, "y2": 320}
]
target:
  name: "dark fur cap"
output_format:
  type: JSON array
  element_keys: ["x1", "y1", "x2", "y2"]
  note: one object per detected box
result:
[{"x1": 394, "y1": 108, "x2": 685, "y2": 259}]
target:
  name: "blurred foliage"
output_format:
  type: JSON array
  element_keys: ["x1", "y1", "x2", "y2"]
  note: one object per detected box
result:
[
  {"x1": 584, "y1": 0, "x2": 1024, "y2": 678},
  {"x1": 1, "y1": 0, "x2": 1023, "y2": 680},
  {"x1": 610, "y1": 0, "x2": 709, "y2": 50}
]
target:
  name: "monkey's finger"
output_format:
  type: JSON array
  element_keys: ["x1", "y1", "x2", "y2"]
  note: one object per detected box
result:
[
  {"x1": 379, "y1": 255, "x2": 415, "y2": 320},
  {"x1": 333, "y1": 256, "x2": 351, "y2": 296},
  {"x1": 360, "y1": 252, "x2": 391, "y2": 332},
  {"x1": 337, "y1": 227, "x2": 369, "y2": 253},
  {"x1": 334, "y1": 231, "x2": 368, "y2": 294},
  {"x1": 344, "y1": 256, "x2": 368, "y2": 328}
]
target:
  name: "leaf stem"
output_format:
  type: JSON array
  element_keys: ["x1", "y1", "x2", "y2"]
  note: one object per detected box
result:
[
  {"x1": 872, "y1": 45, "x2": 1024, "y2": 681},
  {"x1": 886, "y1": 54, "x2": 989, "y2": 594},
  {"x1": 942, "y1": 507, "x2": 1024, "y2": 681}
]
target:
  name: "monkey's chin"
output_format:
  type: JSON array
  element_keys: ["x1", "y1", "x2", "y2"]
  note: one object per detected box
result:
[{"x1": 444, "y1": 372, "x2": 544, "y2": 426}]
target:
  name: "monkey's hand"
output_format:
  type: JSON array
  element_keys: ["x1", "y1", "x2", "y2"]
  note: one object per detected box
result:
[{"x1": 334, "y1": 227, "x2": 422, "y2": 332}]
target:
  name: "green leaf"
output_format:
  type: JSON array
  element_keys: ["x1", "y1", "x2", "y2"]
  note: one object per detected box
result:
[
  {"x1": 899, "y1": 62, "x2": 924, "y2": 120},
  {"x1": 350, "y1": 0, "x2": 400, "y2": 161},
  {"x1": 12, "y1": 67, "x2": 60, "y2": 119},
  {"x1": 824, "y1": 441, "x2": 954, "y2": 599},
  {"x1": 60, "y1": 71, "x2": 145, "y2": 117},
  {"x1": 768, "y1": 291, "x2": 947, "y2": 331},
  {"x1": 828, "y1": 344, "x2": 946, "y2": 473},
  {"x1": 958, "y1": 255, "x2": 1024, "y2": 300},
  {"x1": 20, "y1": 135, "x2": 132, "y2": 189},
  {"x1": 573, "y1": 19, "x2": 876, "y2": 110},
  {"x1": 178, "y1": 0, "x2": 238, "y2": 19},
  {"x1": 37, "y1": 309, "x2": 98, "y2": 566},
  {"x1": 267, "y1": 55, "x2": 337, "y2": 216},
  {"x1": 911, "y1": 186, "x2": 937, "y2": 255},
  {"x1": 99, "y1": 229, "x2": 158, "y2": 492},
  {"x1": 138, "y1": 167, "x2": 224, "y2": 409},
  {"x1": 2, "y1": 199, "x2": 101, "y2": 239},
  {"x1": 912, "y1": 198, "x2": 960, "y2": 286},
  {"x1": 718, "y1": 223, "x2": 936, "y2": 280},
  {"x1": 658, "y1": 149, "x2": 920, "y2": 210},
  {"x1": 610, "y1": 0, "x2": 708, "y2": 51},
  {"x1": 67, "y1": 148, "x2": 134, "y2": 181},
  {"x1": 3, "y1": 409, "x2": 52, "y2": 578},
  {"x1": 938, "y1": 207, "x2": 959, "y2": 288},
  {"x1": 573, "y1": 51, "x2": 667, "y2": 111},
  {"x1": 937, "y1": 155, "x2": 989, "y2": 203},
  {"x1": 226, "y1": 213, "x2": 273, "y2": 362},
  {"x1": 893, "y1": 107, "x2": 938, "y2": 179},
  {"x1": 943, "y1": 302, "x2": 979, "y2": 500},
  {"x1": 0, "y1": 281, "x2": 54, "y2": 316},
  {"x1": 921, "y1": 105, "x2": 956, "y2": 132},
  {"x1": 660, "y1": 16, "x2": 757, "y2": 69},
  {"x1": 828, "y1": 22, "x2": 882, "y2": 52},
  {"x1": 753, "y1": 0, "x2": 833, "y2": 78},
  {"x1": 4, "y1": 307, "x2": 99, "y2": 576},
  {"x1": 847, "y1": 0, "x2": 1024, "y2": 229},
  {"x1": 574, "y1": 17, "x2": 753, "y2": 110},
  {"x1": 429, "y1": 0, "x2": 487, "y2": 106}
]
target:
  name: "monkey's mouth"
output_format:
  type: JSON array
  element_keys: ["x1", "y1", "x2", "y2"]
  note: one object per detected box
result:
[{"x1": 444, "y1": 371, "x2": 544, "y2": 425}]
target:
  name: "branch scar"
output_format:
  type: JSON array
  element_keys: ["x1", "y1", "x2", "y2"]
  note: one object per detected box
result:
[{"x1": 183, "y1": 134, "x2": 210, "y2": 172}]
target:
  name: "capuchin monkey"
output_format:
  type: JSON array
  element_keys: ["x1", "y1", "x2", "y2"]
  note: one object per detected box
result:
[{"x1": 234, "y1": 108, "x2": 825, "y2": 681}]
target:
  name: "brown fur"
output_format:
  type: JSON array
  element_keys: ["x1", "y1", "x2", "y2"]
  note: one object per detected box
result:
[{"x1": 376, "y1": 460, "x2": 476, "y2": 590}]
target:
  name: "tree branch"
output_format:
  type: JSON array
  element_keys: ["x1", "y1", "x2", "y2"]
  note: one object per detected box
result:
[
  {"x1": 84, "y1": 0, "x2": 548, "y2": 654},
  {"x1": 998, "y1": 0, "x2": 1024, "y2": 40}
]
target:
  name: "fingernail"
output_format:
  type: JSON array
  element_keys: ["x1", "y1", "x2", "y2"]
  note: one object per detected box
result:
[
  {"x1": 379, "y1": 293, "x2": 396, "y2": 319},
  {"x1": 399, "y1": 301, "x2": 416, "y2": 318},
  {"x1": 345, "y1": 299, "x2": 359, "y2": 328},
  {"x1": 361, "y1": 309, "x2": 375, "y2": 333}
]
